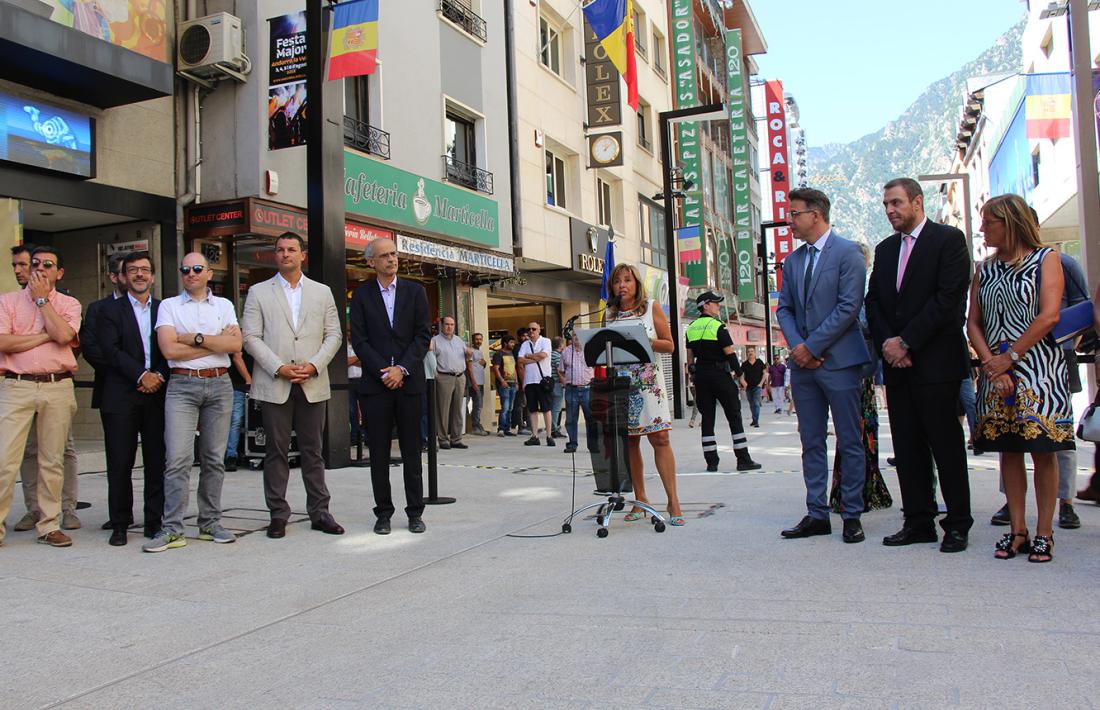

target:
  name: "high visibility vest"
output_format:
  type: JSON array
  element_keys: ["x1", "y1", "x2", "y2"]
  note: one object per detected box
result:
[{"x1": 686, "y1": 316, "x2": 722, "y2": 344}]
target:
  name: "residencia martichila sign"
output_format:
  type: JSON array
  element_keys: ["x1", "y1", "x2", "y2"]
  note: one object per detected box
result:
[{"x1": 344, "y1": 150, "x2": 499, "y2": 247}]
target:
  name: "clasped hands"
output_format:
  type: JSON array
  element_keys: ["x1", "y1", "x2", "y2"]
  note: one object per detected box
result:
[
  {"x1": 379, "y1": 365, "x2": 405, "y2": 390},
  {"x1": 791, "y1": 343, "x2": 824, "y2": 370},
  {"x1": 276, "y1": 362, "x2": 319, "y2": 384},
  {"x1": 137, "y1": 370, "x2": 165, "y2": 394},
  {"x1": 882, "y1": 337, "x2": 913, "y2": 368}
]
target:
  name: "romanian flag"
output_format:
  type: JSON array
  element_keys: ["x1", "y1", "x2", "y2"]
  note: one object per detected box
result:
[
  {"x1": 328, "y1": 0, "x2": 378, "y2": 81},
  {"x1": 582, "y1": 0, "x2": 638, "y2": 111},
  {"x1": 1026, "y1": 73, "x2": 1072, "y2": 140},
  {"x1": 599, "y1": 235, "x2": 616, "y2": 312}
]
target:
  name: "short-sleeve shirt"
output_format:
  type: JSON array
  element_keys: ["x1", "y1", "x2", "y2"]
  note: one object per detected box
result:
[
  {"x1": 155, "y1": 289, "x2": 239, "y2": 369},
  {"x1": 468, "y1": 347, "x2": 486, "y2": 386},
  {"x1": 0, "y1": 288, "x2": 81, "y2": 374},
  {"x1": 741, "y1": 359, "x2": 767, "y2": 388},
  {"x1": 768, "y1": 363, "x2": 786, "y2": 388},
  {"x1": 431, "y1": 334, "x2": 467, "y2": 375},
  {"x1": 516, "y1": 336, "x2": 551, "y2": 384},
  {"x1": 492, "y1": 350, "x2": 517, "y2": 385}
]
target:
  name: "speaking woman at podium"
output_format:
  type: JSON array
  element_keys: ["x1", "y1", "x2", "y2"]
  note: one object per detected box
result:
[{"x1": 604, "y1": 263, "x2": 683, "y2": 526}]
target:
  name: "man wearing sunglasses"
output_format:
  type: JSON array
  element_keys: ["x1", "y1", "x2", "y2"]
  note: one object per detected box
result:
[
  {"x1": 0, "y1": 246, "x2": 82, "y2": 548},
  {"x1": 145, "y1": 253, "x2": 242, "y2": 553}
]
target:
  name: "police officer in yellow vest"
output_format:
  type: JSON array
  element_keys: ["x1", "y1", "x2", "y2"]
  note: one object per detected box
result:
[{"x1": 686, "y1": 291, "x2": 761, "y2": 472}]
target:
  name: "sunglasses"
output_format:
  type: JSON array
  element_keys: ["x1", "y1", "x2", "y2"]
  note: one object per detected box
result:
[
  {"x1": 179, "y1": 265, "x2": 206, "y2": 275},
  {"x1": 31, "y1": 259, "x2": 57, "y2": 269}
]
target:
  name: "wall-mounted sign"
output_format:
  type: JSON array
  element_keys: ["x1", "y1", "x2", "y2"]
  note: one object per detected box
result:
[
  {"x1": 670, "y1": 0, "x2": 705, "y2": 287},
  {"x1": 396, "y1": 233, "x2": 513, "y2": 275},
  {"x1": 0, "y1": 91, "x2": 95, "y2": 179},
  {"x1": 765, "y1": 80, "x2": 793, "y2": 285},
  {"x1": 268, "y1": 12, "x2": 308, "y2": 151},
  {"x1": 345, "y1": 222, "x2": 393, "y2": 247},
  {"x1": 105, "y1": 239, "x2": 150, "y2": 256},
  {"x1": 584, "y1": 20, "x2": 622, "y2": 128},
  {"x1": 725, "y1": 29, "x2": 755, "y2": 302},
  {"x1": 588, "y1": 132, "x2": 623, "y2": 168},
  {"x1": 568, "y1": 218, "x2": 611, "y2": 277}
]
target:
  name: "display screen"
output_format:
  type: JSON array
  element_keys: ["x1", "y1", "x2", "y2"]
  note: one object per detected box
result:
[{"x1": 0, "y1": 92, "x2": 95, "y2": 178}]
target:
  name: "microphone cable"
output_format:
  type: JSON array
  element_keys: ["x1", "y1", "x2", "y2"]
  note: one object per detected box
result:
[{"x1": 505, "y1": 442, "x2": 579, "y2": 539}]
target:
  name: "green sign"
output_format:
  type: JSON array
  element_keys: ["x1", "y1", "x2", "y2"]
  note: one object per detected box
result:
[
  {"x1": 343, "y1": 150, "x2": 499, "y2": 247},
  {"x1": 726, "y1": 29, "x2": 755, "y2": 301},
  {"x1": 717, "y1": 233, "x2": 733, "y2": 296},
  {"x1": 671, "y1": 0, "x2": 706, "y2": 287}
]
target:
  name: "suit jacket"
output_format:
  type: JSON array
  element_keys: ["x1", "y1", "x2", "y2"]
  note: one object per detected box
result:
[
  {"x1": 242, "y1": 274, "x2": 343, "y2": 404},
  {"x1": 97, "y1": 294, "x2": 170, "y2": 415},
  {"x1": 349, "y1": 277, "x2": 430, "y2": 396},
  {"x1": 79, "y1": 295, "x2": 117, "y2": 409},
  {"x1": 776, "y1": 231, "x2": 870, "y2": 371},
  {"x1": 865, "y1": 220, "x2": 970, "y2": 386}
]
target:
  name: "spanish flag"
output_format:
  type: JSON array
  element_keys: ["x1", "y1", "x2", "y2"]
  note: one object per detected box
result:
[
  {"x1": 328, "y1": 0, "x2": 378, "y2": 81},
  {"x1": 1025, "y1": 73, "x2": 1072, "y2": 140},
  {"x1": 582, "y1": 0, "x2": 638, "y2": 111}
]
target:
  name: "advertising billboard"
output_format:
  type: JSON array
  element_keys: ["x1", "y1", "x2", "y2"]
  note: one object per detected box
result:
[{"x1": 0, "y1": 91, "x2": 94, "y2": 178}]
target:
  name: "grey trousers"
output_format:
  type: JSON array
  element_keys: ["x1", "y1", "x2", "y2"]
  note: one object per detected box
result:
[
  {"x1": 162, "y1": 374, "x2": 233, "y2": 535},
  {"x1": 260, "y1": 384, "x2": 331, "y2": 522},
  {"x1": 435, "y1": 372, "x2": 465, "y2": 444},
  {"x1": 21, "y1": 422, "x2": 79, "y2": 515}
]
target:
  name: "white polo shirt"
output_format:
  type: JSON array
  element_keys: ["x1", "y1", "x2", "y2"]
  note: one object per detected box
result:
[
  {"x1": 517, "y1": 335, "x2": 551, "y2": 384},
  {"x1": 156, "y1": 289, "x2": 239, "y2": 369}
]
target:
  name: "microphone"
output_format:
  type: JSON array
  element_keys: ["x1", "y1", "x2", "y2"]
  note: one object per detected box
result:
[{"x1": 563, "y1": 294, "x2": 620, "y2": 339}]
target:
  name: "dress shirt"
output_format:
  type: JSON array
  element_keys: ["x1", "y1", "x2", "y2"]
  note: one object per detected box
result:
[
  {"x1": 347, "y1": 342, "x2": 362, "y2": 379},
  {"x1": 128, "y1": 292, "x2": 153, "y2": 370},
  {"x1": 897, "y1": 218, "x2": 927, "y2": 275},
  {"x1": 431, "y1": 333, "x2": 468, "y2": 374},
  {"x1": 155, "y1": 289, "x2": 239, "y2": 369},
  {"x1": 560, "y1": 345, "x2": 593, "y2": 386},
  {"x1": 0, "y1": 288, "x2": 81, "y2": 374},
  {"x1": 276, "y1": 272, "x2": 303, "y2": 329},
  {"x1": 378, "y1": 277, "x2": 397, "y2": 327},
  {"x1": 804, "y1": 228, "x2": 832, "y2": 282}
]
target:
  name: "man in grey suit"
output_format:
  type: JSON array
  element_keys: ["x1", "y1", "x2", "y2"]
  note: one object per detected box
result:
[
  {"x1": 776, "y1": 188, "x2": 871, "y2": 544},
  {"x1": 242, "y1": 232, "x2": 344, "y2": 539}
]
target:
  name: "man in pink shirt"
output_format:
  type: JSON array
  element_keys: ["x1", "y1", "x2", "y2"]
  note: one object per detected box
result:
[{"x1": 0, "y1": 246, "x2": 81, "y2": 548}]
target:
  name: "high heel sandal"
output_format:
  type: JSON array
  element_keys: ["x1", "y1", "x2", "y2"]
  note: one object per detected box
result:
[
  {"x1": 993, "y1": 530, "x2": 1030, "y2": 559},
  {"x1": 1028, "y1": 534, "x2": 1054, "y2": 563}
]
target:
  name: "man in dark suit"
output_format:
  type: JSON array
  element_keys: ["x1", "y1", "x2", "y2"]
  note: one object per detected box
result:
[
  {"x1": 350, "y1": 238, "x2": 431, "y2": 535},
  {"x1": 96, "y1": 251, "x2": 168, "y2": 546},
  {"x1": 865, "y1": 177, "x2": 973, "y2": 553}
]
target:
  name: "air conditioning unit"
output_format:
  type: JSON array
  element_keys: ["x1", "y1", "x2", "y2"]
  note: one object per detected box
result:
[{"x1": 178, "y1": 12, "x2": 246, "y2": 77}]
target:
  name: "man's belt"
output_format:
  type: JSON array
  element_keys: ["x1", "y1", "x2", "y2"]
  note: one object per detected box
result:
[
  {"x1": 171, "y1": 367, "x2": 229, "y2": 378},
  {"x1": 437, "y1": 371, "x2": 464, "y2": 376},
  {"x1": 565, "y1": 383, "x2": 591, "y2": 388},
  {"x1": 695, "y1": 361, "x2": 731, "y2": 372},
  {"x1": 4, "y1": 372, "x2": 73, "y2": 383}
]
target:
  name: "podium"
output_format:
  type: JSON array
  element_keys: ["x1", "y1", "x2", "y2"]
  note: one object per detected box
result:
[{"x1": 562, "y1": 323, "x2": 668, "y2": 537}]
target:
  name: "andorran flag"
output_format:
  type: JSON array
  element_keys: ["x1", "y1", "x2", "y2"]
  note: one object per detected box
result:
[
  {"x1": 1025, "y1": 73, "x2": 1072, "y2": 140},
  {"x1": 328, "y1": 0, "x2": 378, "y2": 81},
  {"x1": 582, "y1": 0, "x2": 638, "y2": 110}
]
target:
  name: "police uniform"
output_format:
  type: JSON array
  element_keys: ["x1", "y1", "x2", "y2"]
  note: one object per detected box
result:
[{"x1": 686, "y1": 292, "x2": 760, "y2": 472}]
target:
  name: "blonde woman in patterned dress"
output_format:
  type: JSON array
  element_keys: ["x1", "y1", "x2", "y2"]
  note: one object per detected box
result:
[
  {"x1": 968, "y1": 194, "x2": 1073, "y2": 563},
  {"x1": 604, "y1": 263, "x2": 683, "y2": 525}
]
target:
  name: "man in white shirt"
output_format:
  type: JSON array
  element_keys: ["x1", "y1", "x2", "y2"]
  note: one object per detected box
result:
[
  {"x1": 144, "y1": 253, "x2": 243, "y2": 553},
  {"x1": 516, "y1": 321, "x2": 555, "y2": 446}
]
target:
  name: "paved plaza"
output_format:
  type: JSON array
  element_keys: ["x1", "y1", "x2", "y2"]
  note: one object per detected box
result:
[{"x1": 4, "y1": 406, "x2": 1100, "y2": 709}]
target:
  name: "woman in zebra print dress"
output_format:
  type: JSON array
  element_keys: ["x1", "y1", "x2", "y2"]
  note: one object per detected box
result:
[{"x1": 967, "y1": 194, "x2": 1073, "y2": 563}]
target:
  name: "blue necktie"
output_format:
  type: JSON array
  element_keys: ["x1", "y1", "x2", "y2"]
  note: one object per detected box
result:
[{"x1": 803, "y1": 247, "x2": 816, "y2": 301}]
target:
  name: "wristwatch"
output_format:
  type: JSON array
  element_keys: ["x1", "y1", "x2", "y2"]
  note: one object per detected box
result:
[
  {"x1": 898, "y1": 338, "x2": 910, "y2": 350},
  {"x1": 193, "y1": 333, "x2": 204, "y2": 346},
  {"x1": 1008, "y1": 347, "x2": 1020, "y2": 363},
  {"x1": 34, "y1": 297, "x2": 47, "y2": 308}
]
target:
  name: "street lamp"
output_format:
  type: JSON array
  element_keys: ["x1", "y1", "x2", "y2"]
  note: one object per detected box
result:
[
  {"x1": 759, "y1": 220, "x2": 788, "y2": 362},
  {"x1": 657, "y1": 102, "x2": 726, "y2": 419}
]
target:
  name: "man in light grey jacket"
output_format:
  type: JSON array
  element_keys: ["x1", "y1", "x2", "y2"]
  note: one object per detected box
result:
[{"x1": 242, "y1": 232, "x2": 344, "y2": 539}]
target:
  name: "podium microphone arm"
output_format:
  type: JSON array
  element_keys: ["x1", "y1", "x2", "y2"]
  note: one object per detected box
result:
[{"x1": 563, "y1": 295, "x2": 620, "y2": 339}]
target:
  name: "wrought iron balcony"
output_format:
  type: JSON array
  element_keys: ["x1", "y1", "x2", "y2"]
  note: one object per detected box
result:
[
  {"x1": 439, "y1": 0, "x2": 487, "y2": 42},
  {"x1": 638, "y1": 135, "x2": 653, "y2": 153},
  {"x1": 443, "y1": 155, "x2": 494, "y2": 195},
  {"x1": 343, "y1": 116, "x2": 391, "y2": 160}
]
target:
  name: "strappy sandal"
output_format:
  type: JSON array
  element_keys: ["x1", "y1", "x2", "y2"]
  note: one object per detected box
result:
[
  {"x1": 623, "y1": 510, "x2": 645, "y2": 522},
  {"x1": 993, "y1": 530, "x2": 1030, "y2": 559},
  {"x1": 1028, "y1": 534, "x2": 1054, "y2": 563},
  {"x1": 667, "y1": 515, "x2": 685, "y2": 526}
]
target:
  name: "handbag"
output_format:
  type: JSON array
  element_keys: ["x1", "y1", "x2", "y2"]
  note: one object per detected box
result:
[{"x1": 1077, "y1": 396, "x2": 1100, "y2": 442}]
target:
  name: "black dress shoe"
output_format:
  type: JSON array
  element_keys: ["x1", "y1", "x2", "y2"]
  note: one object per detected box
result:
[
  {"x1": 990, "y1": 504, "x2": 1011, "y2": 526},
  {"x1": 736, "y1": 459, "x2": 762, "y2": 471},
  {"x1": 103, "y1": 519, "x2": 134, "y2": 531},
  {"x1": 224, "y1": 456, "x2": 238, "y2": 472},
  {"x1": 781, "y1": 515, "x2": 831, "y2": 539},
  {"x1": 108, "y1": 527, "x2": 128, "y2": 546},
  {"x1": 882, "y1": 527, "x2": 938, "y2": 546},
  {"x1": 450, "y1": 442, "x2": 468, "y2": 449},
  {"x1": 706, "y1": 462, "x2": 719, "y2": 472},
  {"x1": 940, "y1": 530, "x2": 968, "y2": 553},
  {"x1": 374, "y1": 517, "x2": 392, "y2": 535},
  {"x1": 311, "y1": 514, "x2": 345, "y2": 535},
  {"x1": 842, "y1": 519, "x2": 865, "y2": 544},
  {"x1": 438, "y1": 441, "x2": 451, "y2": 450},
  {"x1": 886, "y1": 457, "x2": 897, "y2": 466},
  {"x1": 143, "y1": 526, "x2": 158, "y2": 539},
  {"x1": 408, "y1": 517, "x2": 426, "y2": 533},
  {"x1": 267, "y1": 519, "x2": 287, "y2": 539}
]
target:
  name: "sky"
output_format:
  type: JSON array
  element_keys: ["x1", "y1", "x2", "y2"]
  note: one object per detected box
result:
[{"x1": 750, "y1": 0, "x2": 1028, "y2": 147}]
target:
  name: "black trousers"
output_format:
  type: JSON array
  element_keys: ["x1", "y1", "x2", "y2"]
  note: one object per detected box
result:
[
  {"x1": 364, "y1": 388, "x2": 424, "y2": 519},
  {"x1": 101, "y1": 395, "x2": 166, "y2": 530},
  {"x1": 694, "y1": 367, "x2": 749, "y2": 467},
  {"x1": 885, "y1": 378, "x2": 972, "y2": 533}
]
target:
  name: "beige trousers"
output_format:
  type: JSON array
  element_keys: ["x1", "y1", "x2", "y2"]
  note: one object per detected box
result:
[{"x1": 20, "y1": 423, "x2": 79, "y2": 516}]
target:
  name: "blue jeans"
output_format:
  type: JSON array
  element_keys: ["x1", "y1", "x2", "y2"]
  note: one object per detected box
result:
[
  {"x1": 225, "y1": 389, "x2": 247, "y2": 458},
  {"x1": 564, "y1": 385, "x2": 597, "y2": 450},
  {"x1": 163, "y1": 374, "x2": 233, "y2": 535},
  {"x1": 551, "y1": 383, "x2": 565, "y2": 432},
  {"x1": 497, "y1": 383, "x2": 516, "y2": 432},
  {"x1": 747, "y1": 386, "x2": 763, "y2": 425},
  {"x1": 958, "y1": 377, "x2": 977, "y2": 440}
]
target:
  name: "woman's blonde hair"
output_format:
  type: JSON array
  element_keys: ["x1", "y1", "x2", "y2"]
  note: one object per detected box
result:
[
  {"x1": 605, "y1": 262, "x2": 648, "y2": 321},
  {"x1": 983, "y1": 193, "x2": 1042, "y2": 265}
]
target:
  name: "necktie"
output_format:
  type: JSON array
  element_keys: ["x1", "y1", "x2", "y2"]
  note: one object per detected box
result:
[
  {"x1": 896, "y1": 234, "x2": 915, "y2": 291},
  {"x1": 803, "y1": 246, "x2": 817, "y2": 300}
]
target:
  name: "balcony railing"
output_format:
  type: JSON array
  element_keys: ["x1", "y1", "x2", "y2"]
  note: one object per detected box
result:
[
  {"x1": 638, "y1": 135, "x2": 653, "y2": 153},
  {"x1": 439, "y1": 0, "x2": 487, "y2": 42},
  {"x1": 343, "y1": 116, "x2": 391, "y2": 160},
  {"x1": 443, "y1": 155, "x2": 494, "y2": 194}
]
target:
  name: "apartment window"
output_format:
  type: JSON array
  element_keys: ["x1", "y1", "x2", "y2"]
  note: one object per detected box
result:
[
  {"x1": 639, "y1": 196, "x2": 667, "y2": 269},
  {"x1": 637, "y1": 98, "x2": 652, "y2": 152},
  {"x1": 632, "y1": 7, "x2": 648, "y2": 60},
  {"x1": 444, "y1": 103, "x2": 493, "y2": 194},
  {"x1": 1040, "y1": 27, "x2": 1054, "y2": 59},
  {"x1": 344, "y1": 76, "x2": 369, "y2": 123},
  {"x1": 439, "y1": 0, "x2": 487, "y2": 42},
  {"x1": 546, "y1": 149, "x2": 567, "y2": 208},
  {"x1": 540, "y1": 15, "x2": 562, "y2": 77},
  {"x1": 652, "y1": 29, "x2": 666, "y2": 76},
  {"x1": 343, "y1": 75, "x2": 390, "y2": 159},
  {"x1": 446, "y1": 111, "x2": 476, "y2": 166},
  {"x1": 597, "y1": 177, "x2": 613, "y2": 227},
  {"x1": 1031, "y1": 147, "x2": 1041, "y2": 187}
]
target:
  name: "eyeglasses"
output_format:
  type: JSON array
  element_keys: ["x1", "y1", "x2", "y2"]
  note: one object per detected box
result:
[
  {"x1": 31, "y1": 259, "x2": 57, "y2": 269},
  {"x1": 126, "y1": 266, "x2": 153, "y2": 275},
  {"x1": 788, "y1": 209, "x2": 816, "y2": 219},
  {"x1": 179, "y1": 265, "x2": 206, "y2": 275}
]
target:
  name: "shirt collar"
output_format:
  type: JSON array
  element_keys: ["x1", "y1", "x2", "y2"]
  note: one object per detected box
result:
[
  {"x1": 276, "y1": 272, "x2": 303, "y2": 290},
  {"x1": 810, "y1": 228, "x2": 832, "y2": 252},
  {"x1": 907, "y1": 218, "x2": 928, "y2": 239},
  {"x1": 378, "y1": 277, "x2": 397, "y2": 293},
  {"x1": 128, "y1": 292, "x2": 151, "y2": 309},
  {"x1": 181, "y1": 288, "x2": 213, "y2": 304}
]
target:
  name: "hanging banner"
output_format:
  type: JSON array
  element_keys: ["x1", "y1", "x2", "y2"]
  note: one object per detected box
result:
[
  {"x1": 583, "y1": 19, "x2": 623, "y2": 128},
  {"x1": 765, "y1": 80, "x2": 792, "y2": 286},
  {"x1": 726, "y1": 29, "x2": 755, "y2": 301},
  {"x1": 717, "y1": 233, "x2": 733, "y2": 296},
  {"x1": 268, "y1": 12, "x2": 308, "y2": 151},
  {"x1": 671, "y1": 0, "x2": 705, "y2": 286}
]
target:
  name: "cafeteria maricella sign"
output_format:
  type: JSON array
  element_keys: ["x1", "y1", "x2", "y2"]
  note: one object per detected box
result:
[{"x1": 344, "y1": 150, "x2": 498, "y2": 247}]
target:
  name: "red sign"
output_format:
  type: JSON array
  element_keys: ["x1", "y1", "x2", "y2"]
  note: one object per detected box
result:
[
  {"x1": 344, "y1": 222, "x2": 393, "y2": 247},
  {"x1": 765, "y1": 80, "x2": 793, "y2": 286},
  {"x1": 252, "y1": 203, "x2": 309, "y2": 236}
]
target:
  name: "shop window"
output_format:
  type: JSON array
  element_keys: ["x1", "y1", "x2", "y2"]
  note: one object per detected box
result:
[
  {"x1": 539, "y1": 15, "x2": 563, "y2": 77},
  {"x1": 546, "y1": 148, "x2": 567, "y2": 208},
  {"x1": 597, "y1": 176, "x2": 613, "y2": 227}
]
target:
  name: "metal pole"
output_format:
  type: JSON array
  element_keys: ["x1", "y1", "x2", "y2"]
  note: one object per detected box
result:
[
  {"x1": 1068, "y1": 0, "x2": 1100, "y2": 304},
  {"x1": 424, "y1": 378, "x2": 455, "y2": 505},
  {"x1": 659, "y1": 111, "x2": 683, "y2": 419}
]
